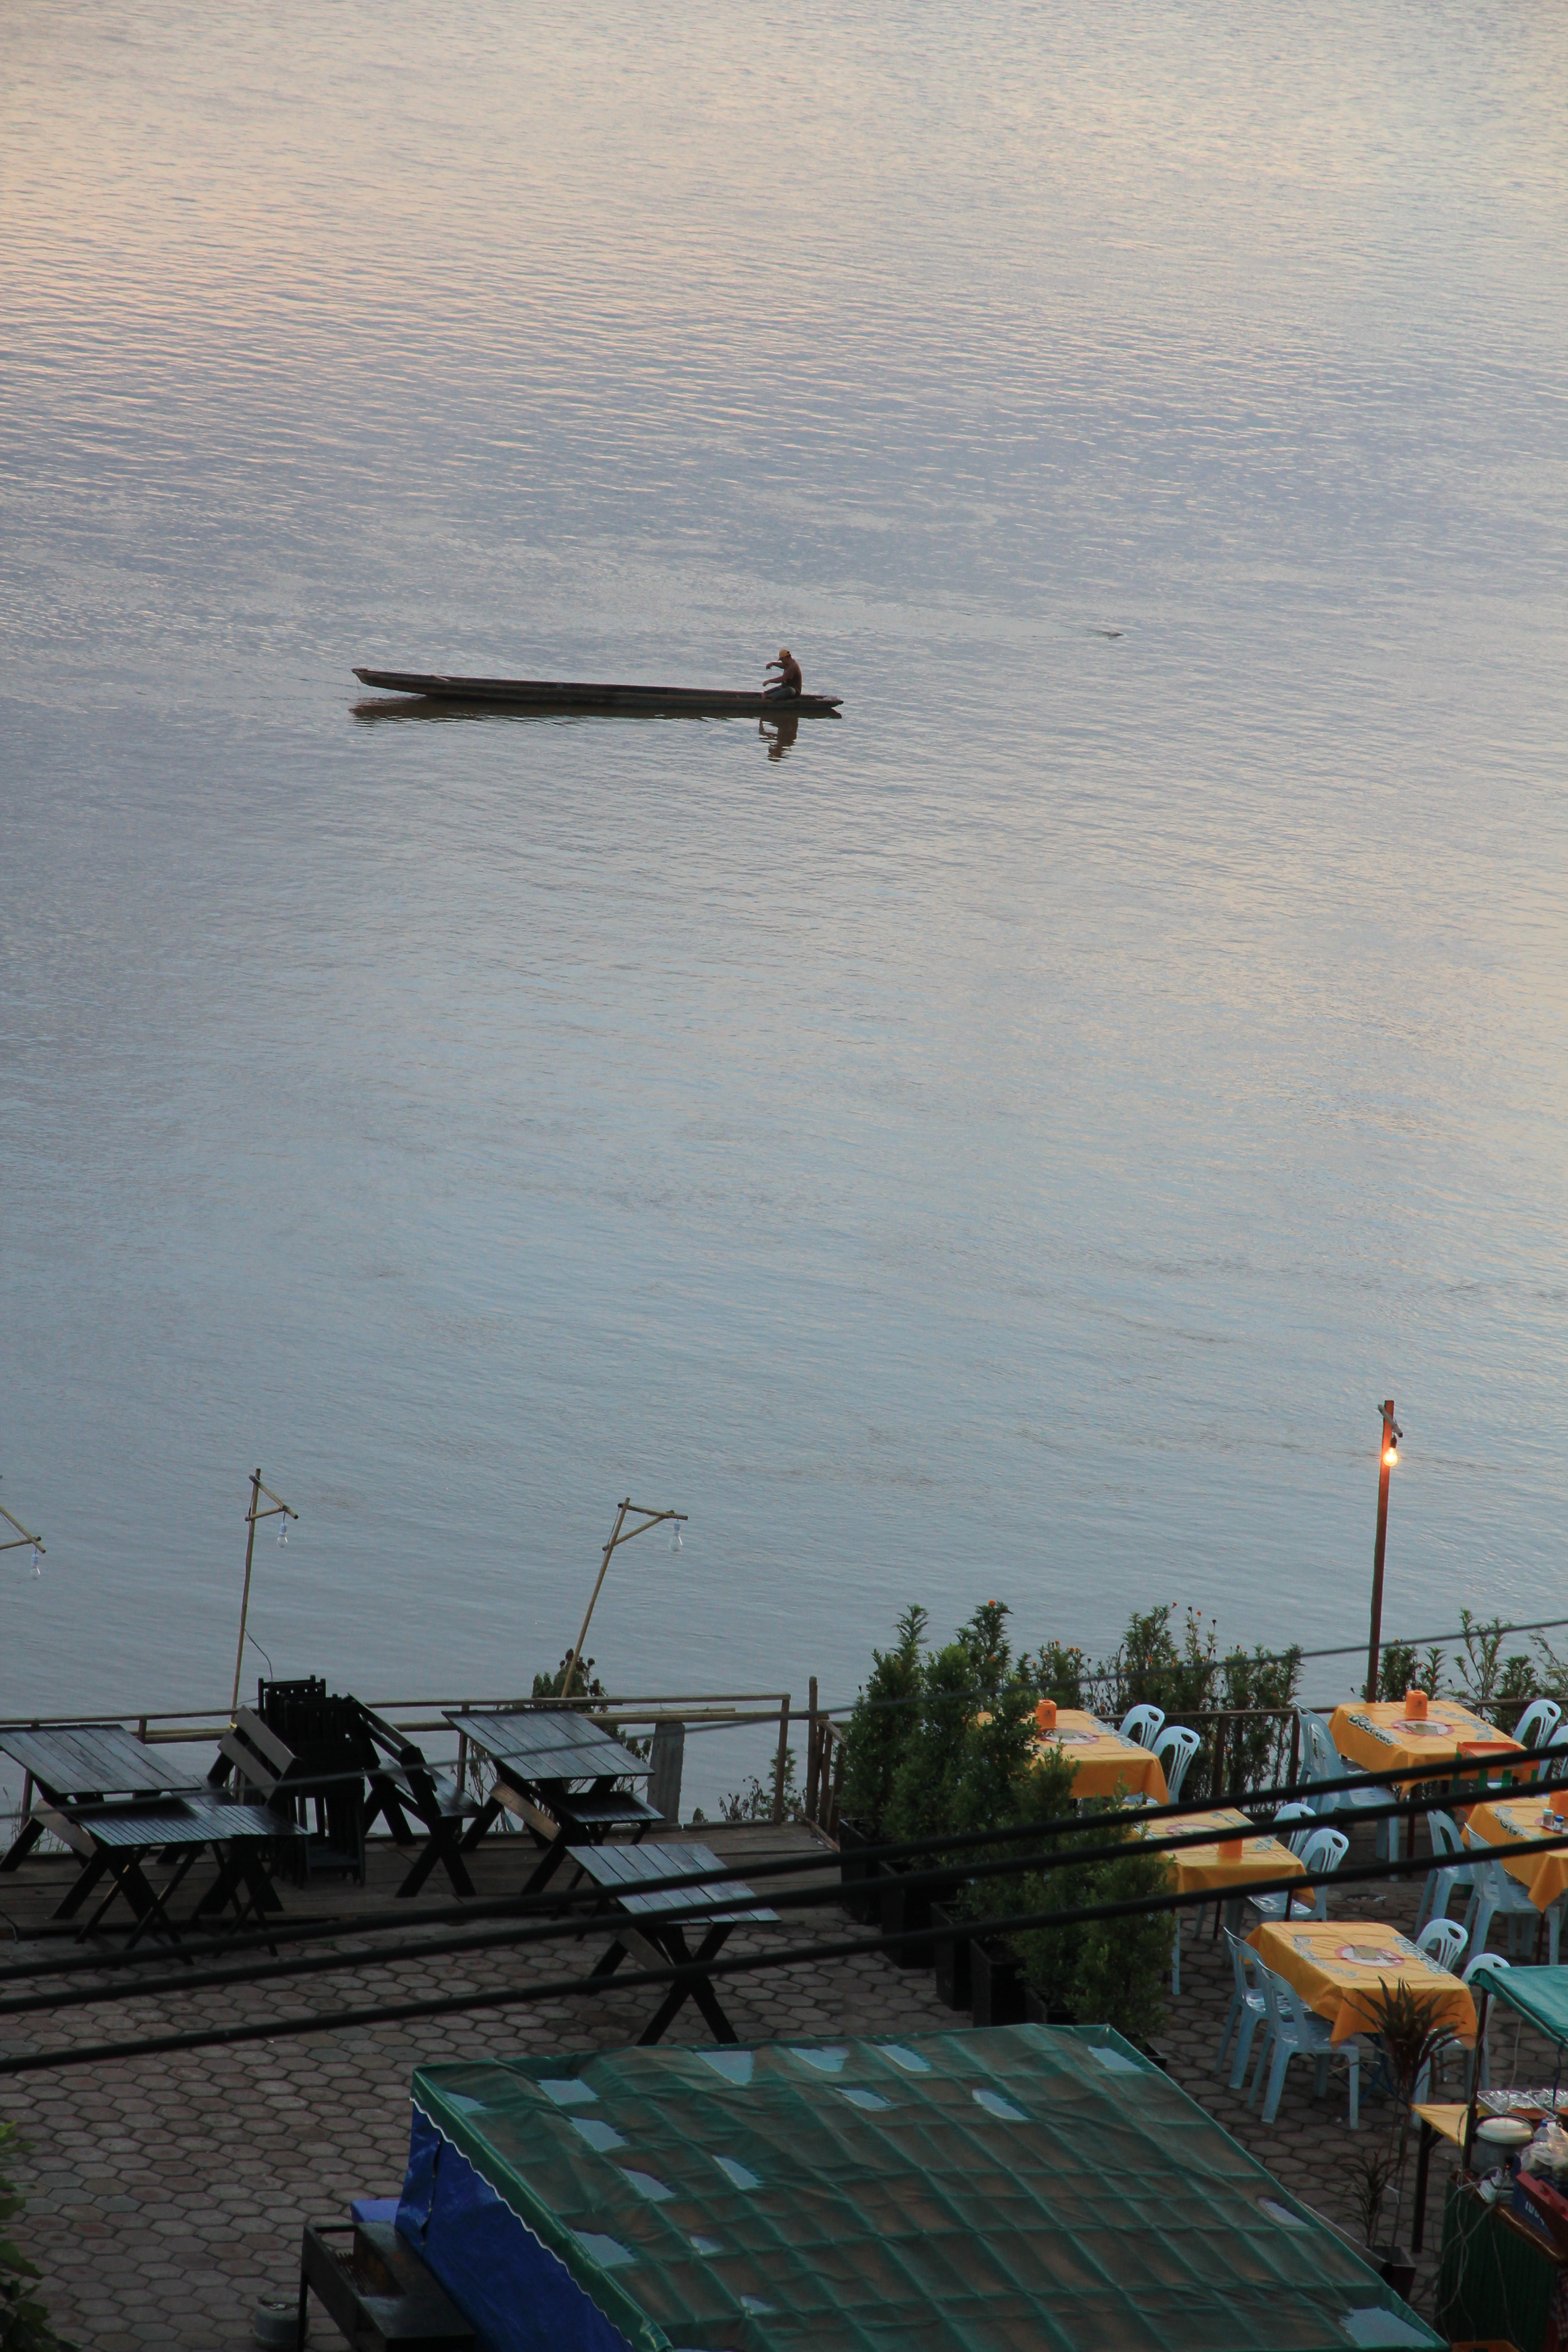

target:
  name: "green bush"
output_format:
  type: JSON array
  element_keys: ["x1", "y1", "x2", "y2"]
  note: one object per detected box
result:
[
  {"x1": 1004, "y1": 1787, "x2": 1174, "y2": 2044},
  {"x1": 1, "y1": 2123, "x2": 70, "y2": 2352},
  {"x1": 838, "y1": 1605, "x2": 928, "y2": 1828}
]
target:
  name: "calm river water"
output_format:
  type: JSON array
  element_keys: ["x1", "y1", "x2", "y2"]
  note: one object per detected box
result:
[{"x1": 3, "y1": 2, "x2": 1566, "y2": 1803}]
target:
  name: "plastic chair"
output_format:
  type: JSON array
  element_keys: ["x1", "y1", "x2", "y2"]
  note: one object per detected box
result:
[
  {"x1": 1464, "y1": 1851, "x2": 1565, "y2": 1966},
  {"x1": 1247, "y1": 1962, "x2": 1361, "y2": 2128},
  {"x1": 1216, "y1": 1928, "x2": 1268, "y2": 2091},
  {"x1": 1152, "y1": 1724, "x2": 1202, "y2": 1801},
  {"x1": 1297, "y1": 1710, "x2": 1394, "y2": 1860},
  {"x1": 1513, "y1": 1699, "x2": 1563, "y2": 1751},
  {"x1": 1248, "y1": 1825, "x2": 1348, "y2": 1923},
  {"x1": 1414, "y1": 1916, "x2": 1468, "y2": 1974},
  {"x1": 1119, "y1": 1704, "x2": 1166, "y2": 1750},
  {"x1": 1543, "y1": 1724, "x2": 1568, "y2": 1789},
  {"x1": 1414, "y1": 1810, "x2": 1480, "y2": 1933},
  {"x1": 1271, "y1": 1800, "x2": 1318, "y2": 1854}
]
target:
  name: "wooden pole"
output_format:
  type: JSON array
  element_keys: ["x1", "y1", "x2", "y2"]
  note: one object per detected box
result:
[
  {"x1": 772, "y1": 1693, "x2": 792, "y2": 1824},
  {"x1": 230, "y1": 1469, "x2": 263, "y2": 1720},
  {"x1": 807, "y1": 1675, "x2": 819, "y2": 1823},
  {"x1": 562, "y1": 1500, "x2": 630, "y2": 1697},
  {"x1": 1365, "y1": 1399, "x2": 1397, "y2": 1702}
]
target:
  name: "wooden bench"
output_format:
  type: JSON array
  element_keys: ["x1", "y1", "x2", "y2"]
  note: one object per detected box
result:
[{"x1": 299, "y1": 2218, "x2": 474, "y2": 2350}]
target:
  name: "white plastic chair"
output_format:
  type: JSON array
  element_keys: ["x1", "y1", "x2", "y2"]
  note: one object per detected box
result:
[
  {"x1": 1272, "y1": 1800, "x2": 1318, "y2": 1854},
  {"x1": 1544, "y1": 1724, "x2": 1568, "y2": 1790},
  {"x1": 1119, "y1": 1704, "x2": 1166, "y2": 1750},
  {"x1": 1460, "y1": 1952, "x2": 1512, "y2": 2094},
  {"x1": 1414, "y1": 1809, "x2": 1480, "y2": 1932},
  {"x1": 1415, "y1": 1916, "x2": 1468, "y2": 1974},
  {"x1": 1247, "y1": 1962, "x2": 1361, "y2": 2128},
  {"x1": 1297, "y1": 1710, "x2": 1394, "y2": 1861},
  {"x1": 1152, "y1": 1724, "x2": 1202, "y2": 1801},
  {"x1": 1248, "y1": 1824, "x2": 1348, "y2": 1923},
  {"x1": 1464, "y1": 1851, "x2": 1564, "y2": 1966},
  {"x1": 1216, "y1": 1927, "x2": 1268, "y2": 2090},
  {"x1": 1512, "y1": 1699, "x2": 1563, "y2": 1751}
]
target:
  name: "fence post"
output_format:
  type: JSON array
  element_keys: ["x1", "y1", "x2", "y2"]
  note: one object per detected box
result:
[
  {"x1": 828, "y1": 1727, "x2": 845, "y2": 1839},
  {"x1": 806, "y1": 1676, "x2": 820, "y2": 1824},
  {"x1": 772, "y1": 1694, "x2": 792, "y2": 1824},
  {"x1": 1211, "y1": 1714, "x2": 1225, "y2": 1804}
]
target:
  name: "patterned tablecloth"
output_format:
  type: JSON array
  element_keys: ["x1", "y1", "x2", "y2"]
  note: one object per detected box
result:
[
  {"x1": 1329, "y1": 1699, "x2": 1522, "y2": 1779},
  {"x1": 1248, "y1": 1917, "x2": 1476, "y2": 2046},
  {"x1": 1032, "y1": 1710, "x2": 1169, "y2": 1803},
  {"x1": 1137, "y1": 1805, "x2": 1308, "y2": 1899},
  {"x1": 1466, "y1": 1796, "x2": 1568, "y2": 1911}
]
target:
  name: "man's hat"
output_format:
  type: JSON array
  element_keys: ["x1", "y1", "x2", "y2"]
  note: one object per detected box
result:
[{"x1": 779, "y1": 647, "x2": 791, "y2": 657}]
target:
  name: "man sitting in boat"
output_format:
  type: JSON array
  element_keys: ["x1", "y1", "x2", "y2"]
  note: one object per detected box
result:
[{"x1": 763, "y1": 648, "x2": 803, "y2": 699}]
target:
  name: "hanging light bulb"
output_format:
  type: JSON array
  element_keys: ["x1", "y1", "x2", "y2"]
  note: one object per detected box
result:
[
  {"x1": 277, "y1": 1514, "x2": 290, "y2": 1547},
  {"x1": 29, "y1": 1544, "x2": 41, "y2": 1578},
  {"x1": 670, "y1": 1519, "x2": 683, "y2": 1555}
]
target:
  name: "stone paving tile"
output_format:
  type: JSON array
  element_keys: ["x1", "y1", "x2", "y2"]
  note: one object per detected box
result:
[{"x1": 0, "y1": 1818, "x2": 1549, "y2": 2345}]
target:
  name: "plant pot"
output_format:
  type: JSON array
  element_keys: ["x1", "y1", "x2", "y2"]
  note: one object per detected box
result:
[
  {"x1": 1373, "y1": 2247, "x2": 1416, "y2": 2301},
  {"x1": 931, "y1": 1901, "x2": 972, "y2": 2011},
  {"x1": 837, "y1": 1817, "x2": 882, "y2": 1925},
  {"x1": 971, "y1": 1936, "x2": 1028, "y2": 2029},
  {"x1": 879, "y1": 1868, "x2": 933, "y2": 1968}
]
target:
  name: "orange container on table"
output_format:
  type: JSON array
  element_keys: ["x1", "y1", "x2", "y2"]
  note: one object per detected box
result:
[
  {"x1": 1406, "y1": 1687, "x2": 1428, "y2": 1719},
  {"x1": 1035, "y1": 1699, "x2": 1058, "y2": 1735},
  {"x1": 1217, "y1": 1836, "x2": 1245, "y2": 1861}
]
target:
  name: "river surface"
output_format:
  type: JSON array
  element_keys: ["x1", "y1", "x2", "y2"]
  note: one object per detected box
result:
[{"x1": 3, "y1": 1, "x2": 1566, "y2": 1805}]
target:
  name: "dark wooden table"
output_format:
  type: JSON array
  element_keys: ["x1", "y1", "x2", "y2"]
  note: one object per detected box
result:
[
  {"x1": 447, "y1": 1708, "x2": 664, "y2": 1896},
  {"x1": 29, "y1": 1796, "x2": 298, "y2": 1943},
  {"x1": 0, "y1": 1722, "x2": 210, "y2": 1872},
  {"x1": 573, "y1": 1838, "x2": 778, "y2": 2043}
]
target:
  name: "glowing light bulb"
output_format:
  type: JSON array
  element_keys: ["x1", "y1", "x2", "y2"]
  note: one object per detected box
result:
[{"x1": 1385, "y1": 1442, "x2": 1398, "y2": 1467}]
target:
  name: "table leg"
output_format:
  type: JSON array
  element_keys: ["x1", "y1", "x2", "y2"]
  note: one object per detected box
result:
[
  {"x1": 520, "y1": 1834, "x2": 572, "y2": 1899},
  {"x1": 586, "y1": 1938, "x2": 630, "y2": 1984},
  {"x1": 52, "y1": 1852, "x2": 108, "y2": 1921},
  {"x1": 396, "y1": 1824, "x2": 476, "y2": 1900},
  {"x1": 0, "y1": 1815, "x2": 46, "y2": 1872},
  {"x1": 1411, "y1": 2119, "x2": 1435, "y2": 2253},
  {"x1": 457, "y1": 1796, "x2": 502, "y2": 1852},
  {"x1": 637, "y1": 1924, "x2": 735, "y2": 2047}
]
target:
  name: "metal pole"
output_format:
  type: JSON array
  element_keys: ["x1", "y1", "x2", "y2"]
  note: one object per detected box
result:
[
  {"x1": 230, "y1": 1469, "x2": 263, "y2": 1720},
  {"x1": 562, "y1": 1500, "x2": 630, "y2": 1697},
  {"x1": 1365, "y1": 1399, "x2": 1396, "y2": 1702}
]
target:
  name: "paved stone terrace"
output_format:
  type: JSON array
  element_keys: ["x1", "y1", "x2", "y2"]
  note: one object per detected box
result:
[{"x1": 0, "y1": 1815, "x2": 1555, "y2": 2347}]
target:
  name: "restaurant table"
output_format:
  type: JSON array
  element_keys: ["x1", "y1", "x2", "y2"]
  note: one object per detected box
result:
[
  {"x1": 1328, "y1": 1701, "x2": 1525, "y2": 1864},
  {"x1": 1031, "y1": 1711, "x2": 1170, "y2": 1803},
  {"x1": 1132, "y1": 1807, "x2": 1308, "y2": 1994},
  {"x1": 1248, "y1": 1917, "x2": 1476, "y2": 2047},
  {"x1": 0, "y1": 1723, "x2": 211, "y2": 1871},
  {"x1": 573, "y1": 1839, "x2": 778, "y2": 2044},
  {"x1": 31, "y1": 1795, "x2": 299, "y2": 1943},
  {"x1": 1465, "y1": 1795, "x2": 1568, "y2": 1911},
  {"x1": 447, "y1": 1708, "x2": 664, "y2": 1896}
]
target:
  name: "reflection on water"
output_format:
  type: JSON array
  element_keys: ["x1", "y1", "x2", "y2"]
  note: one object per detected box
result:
[
  {"x1": 760, "y1": 714, "x2": 799, "y2": 762},
  {"x1": 1, "y1": 2, "x2": 1566, "y2": 1794}
]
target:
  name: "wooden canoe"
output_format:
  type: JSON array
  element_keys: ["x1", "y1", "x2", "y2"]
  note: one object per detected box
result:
[{"x1": 353, "y1": 668, "x2": 843, "y2": 717}]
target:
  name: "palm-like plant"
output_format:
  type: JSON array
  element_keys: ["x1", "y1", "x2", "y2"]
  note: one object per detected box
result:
[{"x1": 1349, "y1": 1980, "x2": 1453, "y2": 2251}]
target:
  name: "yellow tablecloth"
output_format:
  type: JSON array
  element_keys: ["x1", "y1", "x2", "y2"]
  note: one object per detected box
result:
[
  {"x1": 1138, "y1": 1806, "x2": 1308, "y2": 1899},
  {"x1": 1031, "y1": 1710, "x2": 1169, "y2": 1803},
  {"x1": 1466, "y1": 1797, "x2": 1568, "y2": 1912},
  {"x1": 1248, "y1": 1917, "x2": 1476, "y2": 2047},
  {"x1": 1329, "y1": 1699, "x2": 1522, "y2": 1779}
]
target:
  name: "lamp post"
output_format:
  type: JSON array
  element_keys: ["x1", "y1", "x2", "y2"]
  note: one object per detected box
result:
[
  {"x1": 230, "y1": 1468, "x2": 299, "y2": 1718},
  {"x1": 560, "y1": 1497, "x2": 687, "y2": 1699},
  {"x1": 1364, "y1": 1399, "x2": 1402, "y2": 1702},
  {"x1": 0, "y1": 1477, "x2": 45, "y2": 1573}
]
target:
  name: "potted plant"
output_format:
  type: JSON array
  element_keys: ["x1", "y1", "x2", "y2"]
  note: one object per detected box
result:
[{"x1": 1348, "y1": 1980, "x2": 1453, "y2": 2298}]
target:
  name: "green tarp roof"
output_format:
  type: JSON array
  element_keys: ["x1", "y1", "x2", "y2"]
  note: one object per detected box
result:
[
  {"x1": 410, "y1": 2024, "x2": 1439, "y2": 2351},
  {"x1": 1485, "y1": 1961, "x2": 1568, "y2": 2051}
]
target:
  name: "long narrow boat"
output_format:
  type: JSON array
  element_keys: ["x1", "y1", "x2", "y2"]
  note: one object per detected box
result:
[{"x1": 353, "y1": 667, "x2": 843, "y2": 717}]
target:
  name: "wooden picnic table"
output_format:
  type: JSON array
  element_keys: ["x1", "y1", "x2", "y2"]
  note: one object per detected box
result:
[
  {"x1": 573, "y1": 1838, "x2": 777, "y2": 2044},
  {"x1": 1030, "y1": 1711, "x2": 1170, "y2": 1803},
  {"x1": 29, "y1": 1796, "x2": 298, "y2": 1943},
  {"x1": 447, "y1": 1708, "x2": 663, "y2": 1896},
  {"x1": 1248, "y1": 1917, "x2": 1476, "y2": 2047},
  {"x1": 0, "y1": 1722, "x2": 210, "y2": 1870}
]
